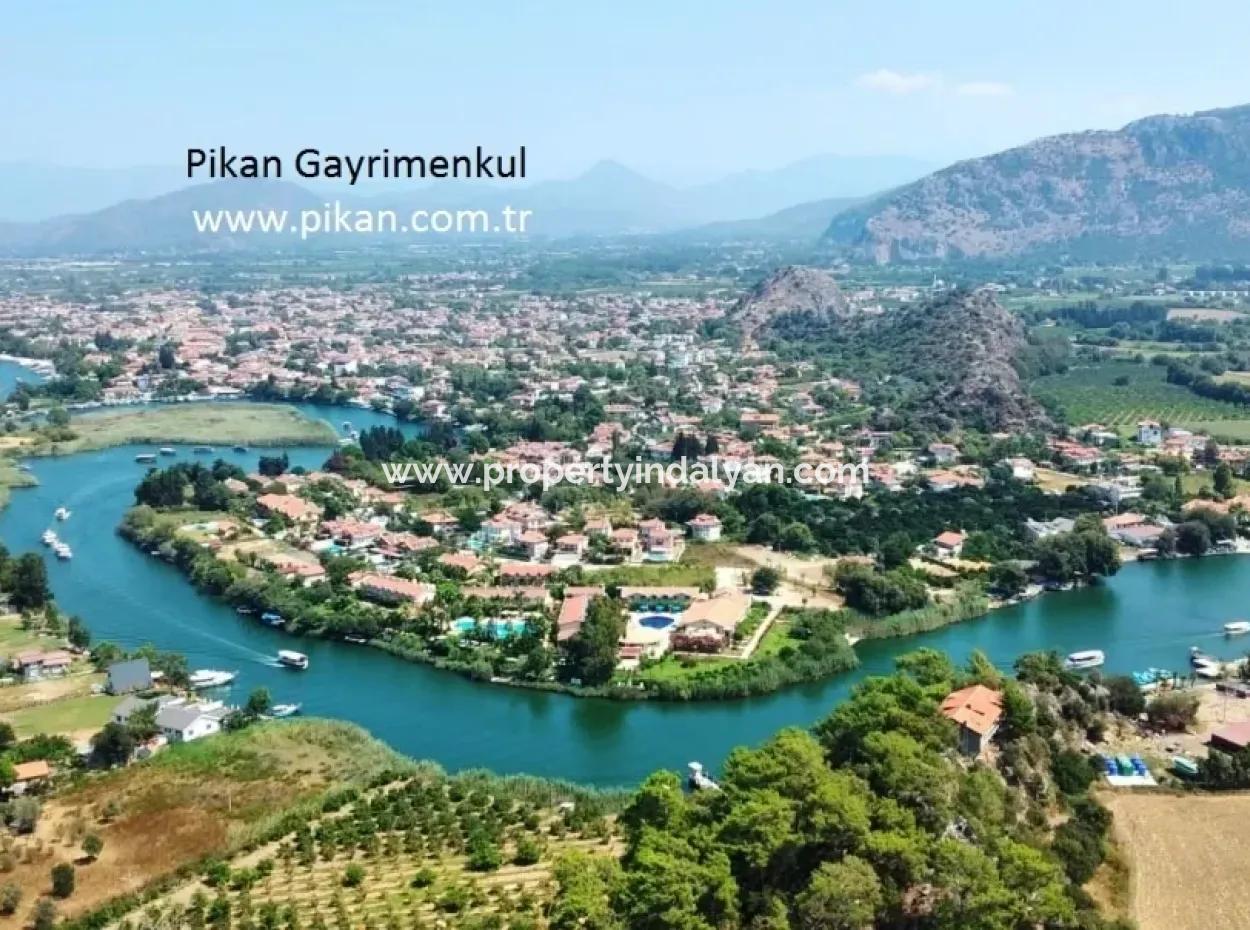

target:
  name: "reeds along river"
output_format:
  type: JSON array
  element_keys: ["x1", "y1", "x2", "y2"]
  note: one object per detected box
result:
[{"x1": 2, "y1": 400, "x2": 1249, "y2": 786}]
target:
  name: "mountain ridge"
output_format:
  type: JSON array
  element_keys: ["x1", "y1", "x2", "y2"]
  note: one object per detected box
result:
[{"x1": 824, "y1": 103, "x2": 1250, "y2": 263}]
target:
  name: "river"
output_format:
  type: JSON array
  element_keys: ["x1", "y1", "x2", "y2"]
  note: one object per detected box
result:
[
  {"x1": 2, "y1": 401, "x2": 1248, "y2": 786},
  {"x1": 0, "y1": 359, "x2": 45, "y2": 399}
]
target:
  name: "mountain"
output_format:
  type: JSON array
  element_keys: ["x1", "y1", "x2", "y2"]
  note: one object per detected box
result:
[
  {"x1": 825, "y1": 103, "x2": 1250, "y2": 263},
  {"x1": 0, "y1": 181, "x2": 322, "y2": 253},
  {"x1": 695, "y1": 196, "x2": 864, "y2": 240},
  {"x1": 0, "y1": 154, "x2": 927, "y2": 253},
  {"x1": 755, "y1": 275, "x2": 1047, "y2": 431},
  {"x1": 0, "y1": 162, "x2": 187, "y2": 222}
]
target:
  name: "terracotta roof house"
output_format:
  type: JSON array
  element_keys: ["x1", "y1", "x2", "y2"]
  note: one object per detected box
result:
[
  {"x1": 499, "y1": 563, "x2": 556, "y2": 584},
  {"x1": 351, "y1": 572, "x2": 435, "y2": 606},
  {"x1": 256, "y1": 493, "x2": 322, "y2": 524},
  {"x1": 940, "y1": 685, "x2": 1003, "y2": 755},
  {"x1": 557, "y1": 594, "x2": 590, "y2": 642},
  {"x1": 932, "y1": 531, "x2": 965, "y2": 559},
  {"x1": 438, "y1": 551, "x2": 485, "y2": 576},
  {"x1": 686, "y1": 513, "x2": 723, "y2": 542},
  {"x1": 1208, "y1": 721, "x2": 1250, "y2": 754}
]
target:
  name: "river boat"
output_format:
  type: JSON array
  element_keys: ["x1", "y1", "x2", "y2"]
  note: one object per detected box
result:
[
  {"x1": 277, "y1": 650, "x2": 309, "y2": 670},
  {"x1": 189, "y1": 669, "x2": 236, "y2": 689},
  {"x1": 1064, "y1": 649, "x2": 1105, "y2": 670}
]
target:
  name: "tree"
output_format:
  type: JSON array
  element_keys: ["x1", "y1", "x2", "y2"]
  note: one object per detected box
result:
[
  {"x1": 244, "y1": 687, "x2": 272, "y2": 718},
  {"x1": 50, "y1": 863, "x2": 75, "y2": 898},
  {"x1": 563, "y1": 597, "x2": 625, "y2": 686},
  {"x1": 988, "y1": 561, "x2": 1028, "y2": 598},
  {"x1": 0, "y1": 721, "x2": 14, "y2": 752},
  {"x1": 1214, "y1": 461, "x2": 1235, "y2": 497},
  {"x1": 1105, "y1": 675, "x2": 1146, "y2": 717},
  {"x1": 45, "y1": 406, "x2": 70, "y2": 428},
  {"x1": 794, "y1": 856, "x2": 882, "y2": 930},
  {"x1": 9, "y1": 553, "x2": 51, "y2": 612},
  {"x1": 31, "y1": 899, "x2": 56, "y2": 930},
  {"x1": 81, "y1": 834, "x2": 103, "y2": 862},
  {"x1": 90, "y1": 722, "x2": 136, "y2": 767},
  {"x1": 1147, "y1": 691, "x2": 1200, "y2": 731},
  {"x1": 0, "y1": 883, "x2": 20, "y2": 916},
  {"x1": 1175, "y1": 520, "x2": 1212, "y2": 557},
  {"x1": 750, "y1": 566, "x2": 781, "y2": 596},
  {"x1": 879, "y1": 532, "x2": 914, "y2": 570}
]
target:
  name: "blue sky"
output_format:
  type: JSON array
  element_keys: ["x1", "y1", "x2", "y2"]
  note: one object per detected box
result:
[{"x1": 3, "y1": 0, "x2": 1249, "y2": 182}]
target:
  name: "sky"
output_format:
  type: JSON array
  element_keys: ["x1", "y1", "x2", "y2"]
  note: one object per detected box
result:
[{"x1": 3, "y1": 0, "x2": 1250, "y2": 184}]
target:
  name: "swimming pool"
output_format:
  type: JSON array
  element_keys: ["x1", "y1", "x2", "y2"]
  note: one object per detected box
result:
[
  {"x1": 639, "y1": 615, "x2": 676, "y2": 631},
  {"x1": 452, "y1": 617, "x2": 530, "y2": 639}
]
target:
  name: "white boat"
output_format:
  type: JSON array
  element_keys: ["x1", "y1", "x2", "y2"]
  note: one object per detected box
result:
[
  {"x1": 41, "y1": 529, "x2": 58, "y2": 546},
  {"x1": 1064, "y1": 649, "x2": 1105, "y2": 670},
  {"x1": 269, "y1": 703, "x2": 301, "y2": 718},
  {"x1": 1225, "y1": 620, "x2": 1250, "y2": 635},
  {"x1": 52, "y1": 542, "x2": 73, "y2": 560},
  {"x1": 159, "y1": 447, "x2": 176, "y2": 456},
  {"x1": 189, "y1": 669, "x2": 237, "y2": 689},
  {"x1": 135, "y1": 453, "x2": 157, "y2": 463},
  {"x1": 277, "y1": 650, "x2": 309, "y2": 670},
  {"x1": 1194, "y1": 659, "x2": 1225, "y2": 679},
  {"x1": 54, "y1": 507, "x2": 70, "y2": 521}
]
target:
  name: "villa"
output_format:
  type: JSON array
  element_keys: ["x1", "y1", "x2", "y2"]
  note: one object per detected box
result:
[
  {"x1": 351, "y1": 572, "x2": 435, "y2": 606},
  {"x1": 940, "y1": 685, "x2": 1003, "y2": 756},
  {"x1": 686, "y1": 513, "x2": 723, "y2": 542}
]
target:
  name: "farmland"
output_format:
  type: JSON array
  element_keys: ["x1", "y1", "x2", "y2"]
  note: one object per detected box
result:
[
  {"x1": 1031, "y1": 360, "x2": 1250, "y2": 432},
  {"x1": 1105, "y1": 792, "x2": 1250, "y2": 930},
  {"x1": 80, "y1": 752, "x2": 622, "y2": 930}
]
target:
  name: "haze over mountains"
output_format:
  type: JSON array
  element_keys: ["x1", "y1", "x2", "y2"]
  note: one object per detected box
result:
[
  {"x1": 826, "y1": 103, "x2": 1250, "y2": 263},
  {"x1": 0, "y1": 153, "x2": 932, "y2": 252}
]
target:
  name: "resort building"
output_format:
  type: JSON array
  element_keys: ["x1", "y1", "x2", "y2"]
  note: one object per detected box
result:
[{"x1": 351, "y1": 572, "x2": 436, "y2": 606}]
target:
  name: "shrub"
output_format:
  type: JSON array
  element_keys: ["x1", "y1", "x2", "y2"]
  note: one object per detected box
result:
[{"x1": 51, "y1": 863, "x2": 75, "y2": 899}]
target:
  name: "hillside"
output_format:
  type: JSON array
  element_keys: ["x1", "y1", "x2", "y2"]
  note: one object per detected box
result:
[
  {"x1": 825, "y1": 103, "x2": 1250, "y2": 263},
  {"x1": 758, "y1": 277, "x2": 1048, "y2": 431}
]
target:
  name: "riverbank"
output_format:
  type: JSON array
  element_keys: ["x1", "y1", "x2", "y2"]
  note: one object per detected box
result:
[{"x1": 19, "y1": 403, "x2": 338, "y2": 456}]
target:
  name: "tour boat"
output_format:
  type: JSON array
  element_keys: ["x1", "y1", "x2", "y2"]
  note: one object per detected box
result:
[
  {"x1": 41, "y1": 529, "x2": 58, "y2": 546},
  {"x1": 159, "y1": 447, "x2": 176, "y2": 456},
  {"x1": 189, "y1": 669, "x2": 237, "y2": 689},
  {"x1": 54, "y1": 506, "x2": 70, "y2": 521},
  {"x1": 1064, "y1": 649, "x2": 1105, "y2": 671},
  {"x1": 52, "y1": 541, "x2": 73, "y2": 560},
  {"x1": 135, "y1": 453, "x2": 157, "y2": 463},
  {"x1": 192, "y1": 445, "x2": 213, "y2": 454},
  {"x1": 1224, "y1": 620, "x2": 1250, "y2": 635},
  {"x1": 277, "y1": 650, "x2": 309, "y2": 670},
  {"x1": 235, "y1": 606, "x2": 255, "y2": 616},
  {"x1": 269, "y1": 703, "x2": 301, "y2": 718},
  {"x1": 260, "y1": 612, "x2": 284, "y2": 627}
]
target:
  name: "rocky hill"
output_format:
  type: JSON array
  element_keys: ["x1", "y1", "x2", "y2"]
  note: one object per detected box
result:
[
  {"x1": 729, "y1": 265, "x2": 853, "y2": 336},
  {"x1": 825, "y1": 103, "x2": 1250, "y2": 262},
  {"x1": 757, "y1": 276, "x2": 1048, "y2": 431}
]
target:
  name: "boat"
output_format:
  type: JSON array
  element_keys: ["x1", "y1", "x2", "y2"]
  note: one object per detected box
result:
[
  {"x1": 1064, "y1": 649, "x2": 1105, "y2": 671},
  {"x1": 277, "y1": 650, "x2": 309, "y2": 670},
  {"x1": 232, "y1": 445, "x2": 248, "y2": 453},
  {"x1": 260, "y1": 612, "x2": 284, "y2": 627},
  {"x1": 1131, "y1": 667, "x2": 1174, "y2": 690},
  {"x1": 1194, "y1": 659, "x2": 1224, "y2": 679},
  {"x1": 189, "y1": 669, "x2": 237, "y2": 689},
  {"x1": 1224, "y1": 620, "x2": 1250, "y2": 635},
  {"x1": 343, "y1": 634, "x2": 367, "y2": 644},
  {"x1": 52, "y1": 541, "x2": 72, "y2": 560},
  {"x1": 687, "y1": 761, "x2": 721, "y2": 792},
  {"x1": 53, "y1": 506, "x2": 70, "y2": 521},
  {"x1": 235, "y1": 606, "x2": 255, "y2": 616},
  {"x1": 41, "y1": 529, "x2": 58, "y2": 546},
  {"x1": 269, "y1": 703, "x2": 301, "y2": 718},
  {"x1": 159, "y1": 447, "x2": 176, "y2": 456},
  {"x1": 192, "y1": 445, "x2": 213, "y2": 454},
  {"x1": 135, "y1": 453, "x2": 157, "y2": 463},
  {"x1": 1172, "y1": 756, "x2": 1200, "y2": 777}
]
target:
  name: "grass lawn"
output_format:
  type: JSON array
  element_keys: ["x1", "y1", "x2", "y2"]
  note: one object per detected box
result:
[
  {"x1": 0, "y1": 613, "x2": 47, "y2": 654},
  {"x1": 8, "y1": 692, "x2": 119, "y2": 738},
  {"x1": 26, "y1": 403, "x2": 337, "y2": 455},
  {"x1": 585, "y1": 561, "x2": 715, "y2": 590},
  {"x1": 633, "y1": 653, "x2": 734, "y2": 686}
]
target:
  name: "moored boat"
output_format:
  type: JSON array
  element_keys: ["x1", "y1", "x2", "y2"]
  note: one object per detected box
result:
[
  {"x1": 52, "y1": 541, "x2": 73, "y2": 560},
  {"x1": 269, "y1": 703, "x2": 301, "y2": 718},
  {"x1": 41, "y1": 529, "x2": 57, "y2": 546},
  {"x1": 277, "y1": 650, "x2": 309, "y2": 670},
  {"x1": 189, "y1": 669, "x2": 237, "y2": 689},
  {"x1": 54, "y1": 506, "x2": 70, "y2": 520},
  {"x1": 192, "y1": 445, "x2": 214, "y2": 454},
  {"x1": 159, "y1": 447, "x2": 176, "y2": 456},
  {"x1": 135, "y1": 453, "x2": 157, "y2": 463},
  {"x1": 1224, "y1": 620, "x2": 1250, "y2": 635},
  {"x1": 1064, "y1": 649, "x2": 1105, "y2": 671},
  {"x1": 260, "y1": 612, "x2": 284, "y2": 627}
]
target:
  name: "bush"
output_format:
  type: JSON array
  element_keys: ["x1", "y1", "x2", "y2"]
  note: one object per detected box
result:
[
  {"x1": 513, "y1": 835, "x2": 543, "y2": 866},
  {"x1": 1051, "y1": 750, "x2": 1097, "y2": 796},
  {"x1": 51, "y1": 863, "x2": 75, "y2": 899},
  {"x1": 0, "y1": 882, "x2": 21, "y2": 916},
  {"x1": 411, "y1": 867, "x2": 437, "y2": 888},
  {"x1": 1146, "y1": 691, "x2": 1200, "y2": 731}
]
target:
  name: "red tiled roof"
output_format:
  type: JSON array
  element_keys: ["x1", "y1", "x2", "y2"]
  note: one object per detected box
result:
[{"x1": 940, "y1": 685, "x2": 1003, "y2": 736}]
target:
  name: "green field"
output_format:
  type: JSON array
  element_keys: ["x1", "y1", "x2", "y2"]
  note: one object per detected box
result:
[
  {"x1": 1032, "y1": 361, "x2": 1250, "y2": 431},
  {"x1": 26, "y1": 403, "x2": 337, "y2": 455},
  {"x1": 8, "y1": 692, "x2": 119, "y2": 738}
]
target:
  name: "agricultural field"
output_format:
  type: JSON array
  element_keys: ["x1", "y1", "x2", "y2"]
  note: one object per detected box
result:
[
  {"x1": 1031, "y1": 361, "x2": 1250, "y2": 431},
  {"x1": 1105, "y1": 792, "x2": 1250, "y2": 930},
  {"x1": 90, "y1": 765, "x2": 621, "y2": 930},
  {"x1": 0, "y1": 721, "x2": 413, "y2": 929},
  {"x1": 1166, "y1": 307, "x2": 1245, "y2": 323}
]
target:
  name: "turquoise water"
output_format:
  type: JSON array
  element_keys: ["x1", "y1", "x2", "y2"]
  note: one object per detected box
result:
[
  {"x1": 0, "y1": 360, "x2": 44, "y2": 399},
  {"x1": 2, "y1": 401, "x2": 1248, "y2": 785},
  {"x1": 453, "y1": 617, "x2": 530, "y2": 639}
]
